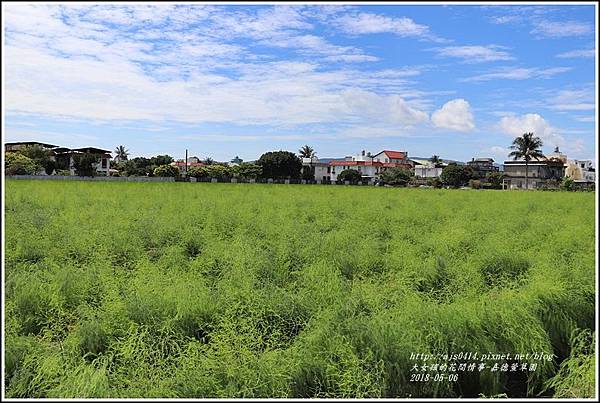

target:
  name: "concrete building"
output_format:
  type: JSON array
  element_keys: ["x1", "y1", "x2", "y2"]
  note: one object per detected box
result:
[
  {"x1": 503, "y1": 159, "x2": 565, "y2": 189},
  {"x1": 5, "y1": 142, "x2": 112, "y2": 176},
  {"x1": 467, "y1": 158, "x2": 499, "y2": 179},
  {"x1": 565, "y1": 159, "x2": 595, "y2": 183}
]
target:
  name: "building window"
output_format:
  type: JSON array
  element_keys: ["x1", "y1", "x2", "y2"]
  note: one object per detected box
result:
[{"x1": 101, "y1": 158, "x2": 107, "y2": 168}]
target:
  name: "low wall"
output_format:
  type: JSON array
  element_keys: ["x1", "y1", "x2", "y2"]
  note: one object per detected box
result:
[{"x1": 6, "y1": 175, "x2": 175, "y2": 182}]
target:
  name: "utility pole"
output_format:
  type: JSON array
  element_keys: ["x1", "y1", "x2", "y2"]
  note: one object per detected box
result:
[{"x1": 185, "y1": 149, "x2": 188, "y2": 175}]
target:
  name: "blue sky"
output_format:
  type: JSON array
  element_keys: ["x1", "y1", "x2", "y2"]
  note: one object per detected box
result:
[{"x1": 3, "y1": 3, "x2": 596, "y2": 163}]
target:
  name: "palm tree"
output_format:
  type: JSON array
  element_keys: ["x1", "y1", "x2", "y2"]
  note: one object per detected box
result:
[
  {"x1": 298, "y1": 145, "x2": 316, "y2": 159},
  {"x1": 203, "y1": 157, "x2": 214, "y2": 165},
  {"x1": 508, "y1": 132, "x2": 545, "y2": 190},
  {"x1": 430, "y1": 155, "x2": 441, "y2": 167},
  {"x1": 114, "y1": 145, "x2": 129, "y2": 162}
]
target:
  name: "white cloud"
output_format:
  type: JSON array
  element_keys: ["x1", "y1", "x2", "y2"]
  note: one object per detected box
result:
[
  {"x1": 4, "y1": 4, "x2": 436, "y2": 128},
  {"x1": 431, "y1": 99, "x2": 475, "y2": 132},
  {"x1": 431, "y1": 45, "x2": 513, "y2": 63},
  {"x1": 497, "y1": 113, "x2": 564, "y2": 148},
  {"x1": 333, "y1": 12, "x2": 446, "y2": 42},
  {"x1": 462, "y1": 66, "x2": 571, "y2": 82},
  {"x1": 531, "y1": 20, "x2": 592, "y2": 38},
  {"x1": 341, "y1": 88, "x2": 429, "y2": 126},
  {"x1": 574, "y1": 116, "x2": 595, "y2": 123},
  {"x1": 556, "y1": 49, "x2": 595, "y2": 58},
  {"x1": 548, "y1": 88, "x2": 595, "y2": 111}
]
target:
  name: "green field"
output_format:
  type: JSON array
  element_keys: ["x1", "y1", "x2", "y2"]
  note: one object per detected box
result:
[{"x1": 3, "y1": 180, "x2": 596, "y2": 398}]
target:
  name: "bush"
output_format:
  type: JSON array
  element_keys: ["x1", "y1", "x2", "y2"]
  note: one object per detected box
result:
[
  {"x1": 440, "y1": 163, "x2": 473, "y2": 188},
  {"x1": 233, "y1": 163, "x2": 262, "y2": 179},
  {"x1": 153, "y1": 164, "x2": 180, "y2": 178},
  {"x1": 56, "y1": 170, "x2": 71, "y2": 176},
  {"x1": 337, "y1": 169, "x2": 362, "y2": 184},
  {"x1": 485, "y1": 172, "x2": 506, "y2": 189},
  {"x1": 426, "y1": 177, "x2": 443, "y2": 188},
  {"x1": 379, "y1": 167, "x2": 413, "y2": 187},
  {"x1": 5, "y1": 153, "x2": 40, "y2": 175},
  {"x1": 560, "y1": 177, "x2": 574, "y2": 191},
  {"x1": 469, "y1": 179, "x2": 481, "y2": 189}
]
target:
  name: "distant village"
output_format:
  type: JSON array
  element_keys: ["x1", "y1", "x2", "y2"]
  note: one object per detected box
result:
[{"x1": 4, "y1": 140, "x2": 596, "y2": 190}]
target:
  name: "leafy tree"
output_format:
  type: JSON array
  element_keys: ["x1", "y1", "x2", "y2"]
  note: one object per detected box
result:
[
  {"x1": 379, "y1": 167, "x2": 413, "y2": 186},
  {"x1": 508, "y1": 132, "x2": 545, "y2": 190},
  {"x1": 301, "y1": 166, "x2": 315, "y2": 181},
  {"x1": 257, "y1": 151, "x2": 302, "y2": 179},
  {"x1": 5, "y1": 153, "x2": 39, "y2": 175},
  {"x1": 485, "y1": 171, "x2": 507, "y2": 189},
  {"x1": 153, "y1": 164, "x2": 179, "y2": 178},
  {"x1": 114, "y1": 145, "x2": 129, "y2": 162},
  {"x1": 73, "y1": 154, "x2": 101, "y2": 176},
  {"x1": 298, "y1": 145, "x2": 316, "y2": 159},
  {"x1": 233, "y1": 163, "x2": 262, "y2": 179},
  {"x1": 20, "y1": 144, "x2": 53, "y2": 174},
  {"x1": 150, "y1": 155, "x2": 174, "y2": 166},
  {"x1": 337, "y1": 169, "x2": 362, "y2": 184},
  {"x1": 440, "y1": 163, "x2": 473, "y2": 188}
]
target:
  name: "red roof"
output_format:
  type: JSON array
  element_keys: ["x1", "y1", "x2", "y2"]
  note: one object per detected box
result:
[
  {"x1": 172, "y1": 162, "x2": 205, "y2": 167},
  {"x1": 381, "y1": 150, "x2": 407, "y2": 159}
]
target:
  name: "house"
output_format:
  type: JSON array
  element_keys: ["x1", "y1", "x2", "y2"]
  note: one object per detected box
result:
[
  {"x1": 301, "y1": 157, "x2": 331, "y2": 181},
  {"x1": 467, "y1": 157, "x2": 499, "y2": 179},
  {"x1": 328, "y1": 150, "x2": 413, "y2": 182},
  {"x1": 565, "y1": 159, "x2": 595, "y2": 184},
  {"x1": 503, "y1": 158, "x2": 565, "y2": 189},
  {"x1": 171, "y1": 160, "x2": 204, "y2": 174},
  {"x1": 230, "y1": 156, "x2": 243, "y2": 165},
  {"x1": 5, "y1": 141, "x2": 59, "y2": 153},
  {"x1": 5, "y1": 142, "x2": 112, "y2": 176},
  {"x1": 54, "y1": 147, "x2": 113, "y2": 176},
  {"x1": 412, "y1": 157, "x2": 448, "y2": 178}
]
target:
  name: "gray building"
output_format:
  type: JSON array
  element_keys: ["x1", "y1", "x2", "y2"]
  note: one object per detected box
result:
[{"x1": 503, "y1": 159, "x2": 565, "y2": 189}]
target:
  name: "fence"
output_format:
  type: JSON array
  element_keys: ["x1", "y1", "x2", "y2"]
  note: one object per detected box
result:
[
  {"x1": 6, "y1": 175, "x2": 175, "y2": 182},
  {"x1": 6, "y1": 175, "x2": 377, "y2": 186}
]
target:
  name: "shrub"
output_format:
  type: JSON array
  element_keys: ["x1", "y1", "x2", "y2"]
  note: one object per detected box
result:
[
  {"x1": 469, "y1": 179, "x2": 481, "y2": 189},
  {"x1": 485, "y1": 172, "x2": 507, "y2": 189},
  {"x1": 5, "y1": 153, "x2": 40, "y2": 175},
  {"x1": 153, "y1": 164, "x2": 180, "y2": 178},
  {"x1": 379, "y1": 167, "x2": 413, "y2": 187},
  {"x1": 337, "y1": 169, "x2": 362, "y2": 184},
  {"x1": 426, "y1": 177, "x2": 443, "y2": 188},
  {"x1": 560, "y1": 177, "x2": 574, "y2": 191},
  {"x1": 233, "y1": 163, "x2": 262, "y2": 179}
]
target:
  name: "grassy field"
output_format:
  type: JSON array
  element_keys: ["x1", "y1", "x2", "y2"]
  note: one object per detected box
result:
[{"x1": 3, "y1": 180, "x2": 596, "y2": 398}]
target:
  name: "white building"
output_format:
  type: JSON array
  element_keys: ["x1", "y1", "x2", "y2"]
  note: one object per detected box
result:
[
  {"x1": 566, "y1": 159, "x2": 595, "y2": 183},
  {"x1": 414, "y1": 164, "x2": 444, "y2": 178}
]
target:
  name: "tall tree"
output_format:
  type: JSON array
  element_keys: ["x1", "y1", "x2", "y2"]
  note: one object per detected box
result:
[
  {"x1": 114, "y1": 145, "x2": 129, "y2": 162},
  {"x1": 508, "y1": 132, "x2": 545, "y2": 190},
  {"x1": 298, "y1": 145, "x2": 316, "y2": 159}
]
